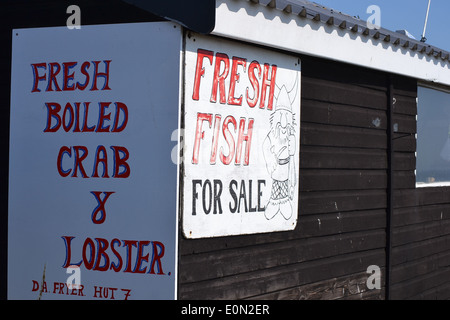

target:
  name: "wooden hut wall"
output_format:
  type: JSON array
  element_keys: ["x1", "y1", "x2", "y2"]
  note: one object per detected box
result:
[
  {"x1": 178, "y1": 49, "x2": 450, "y2": 300},
  {"x1": 178, "y1": 53, "x2": 390, "y2": 300},
  {"x1": 390, "y1": 78, "x2": 450, "y2": 300}
]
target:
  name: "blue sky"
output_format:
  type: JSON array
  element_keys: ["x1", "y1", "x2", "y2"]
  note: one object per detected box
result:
[{"x1": 313, "y1": 0, "x2": 450, "y2": 51}]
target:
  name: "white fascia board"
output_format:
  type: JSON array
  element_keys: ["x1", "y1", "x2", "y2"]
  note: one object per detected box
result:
[{"x1": 213, "y1": 0, "x2": 450, "y2": 87}]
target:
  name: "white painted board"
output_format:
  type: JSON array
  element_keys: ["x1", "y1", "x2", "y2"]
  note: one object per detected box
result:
[
  {"x1": 8, "y1": 22, "x2": 181, "y2": 300},
  {"x1": 182, "y1": 33, "x2": 301, "y2": 239}
]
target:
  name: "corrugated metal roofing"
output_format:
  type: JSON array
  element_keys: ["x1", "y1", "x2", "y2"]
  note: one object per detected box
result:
[{"x1": 248, "y1": 0, "x2": 450, "y2": 62}]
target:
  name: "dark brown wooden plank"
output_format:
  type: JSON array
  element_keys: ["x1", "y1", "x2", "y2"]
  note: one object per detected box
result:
[
  {"x1": 248, "y1": 271, "x2": 384, "y2": 300},
  {"x1": 301, "y1": 123, "x2": 386, "y2": 149},
  {"x1": 179, "y1": 209, "x2": 386, "y2": 255},
  {"x1": 392, "y1": 75, "x2": 417, "y2": 98},
  {"x1": 393, "y1": 204, "x2": 450, "y2": 227},
  {"x1": 393, "y1": 220, "x2": 450, "y2": 247},
  {"x1": 301, "y1": 146, "x2": 387, "y2": 170},
  {"x1": 301, "y1": 55, "x2": 388, "y2": 92},
  {"x1": 391, "y1": 234, "x2": 450, "y2": 266},
  {"x1": 302, "y1": 78, "x2": 388, "y2": 110},
  {"x1": 300, "y1": 169, "x2": 387, "y2": 192},
  {"x1": 407, "y1": 280, "x2": 450, "y2": 300},
  {"x1": 179, "y1": 230, "x2": 385, "y2": 284},
  {"x1": 339, "y1": 287, "x2": 385, "y2": 300},
  {"x1": 393, "y1": 114, "x2": 416, "y2": 134},
  {"x1": 297, "y1": 210, "x2": 386, "y2": 238},
  {"x1": 392, "y1": 134, "x2": 416, "y2": 152},
  {"x1": 393, "y1": 95, "x2": 417, "y2": 116},
  {"x1": 393, "y1": 170, "x2": 416, "y2": 190},
  {"x1": 390, "y1": 267, "x2": 450, "y2": 300},
  {"x1": 300, "y1": 190, "x2": 386, "y2": 215},
  {"x1": 179, "y1": 250, "x2": 385, "y2": 300},
  {"x1": 393, "y1": 152, "x2": 416, "y2": 171},
  {"x1": 391, "y1": 251, "x2": 450, "y2": 284},
  {"x1": 394, "y1": 187, "x2": 450, "y2": 209},
  {"x1": 301, "y1": 99, "x2": 388, "y2": 130}
]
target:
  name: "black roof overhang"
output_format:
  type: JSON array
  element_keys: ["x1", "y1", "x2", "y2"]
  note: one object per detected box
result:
[
  {"x1": 122, "y1": 0, "x2": 216, "y2": 34},
  {"x1": 2, "y1": 0, "x2": 216, "y2": 34}
]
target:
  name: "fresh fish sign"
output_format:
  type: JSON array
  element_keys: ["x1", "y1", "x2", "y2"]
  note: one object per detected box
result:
[{"x1": 182, "y1": 33, "x2": 301, "y2": 238}]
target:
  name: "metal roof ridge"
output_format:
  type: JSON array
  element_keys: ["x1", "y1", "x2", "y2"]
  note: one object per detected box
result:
[{"x1": 244, "y1": 0, "x2": 450, "y2": 62}]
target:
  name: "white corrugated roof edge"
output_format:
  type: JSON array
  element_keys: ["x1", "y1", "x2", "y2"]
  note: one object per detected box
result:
[{"x1": 212, "y1": 0, "x2": 450, "y2": 87}]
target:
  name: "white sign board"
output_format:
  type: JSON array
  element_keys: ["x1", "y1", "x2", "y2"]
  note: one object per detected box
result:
[
  {"x1": 182, "y1": 33, "x2": 301, "y2": 239},
  {"x1": 8, "y1": 22, "x2": 181, "y2": 300}
]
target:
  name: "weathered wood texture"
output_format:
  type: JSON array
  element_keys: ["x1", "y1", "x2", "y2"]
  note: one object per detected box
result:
[
  {"x1": 178, "y1": 54, "x2": 389, "y2": 300},
  {"x1": 179, "y1": 44, "x2": 450, "y2": 301},
  {"x1": 390, "y1": 76, "x2": 450, "y2": 299}
]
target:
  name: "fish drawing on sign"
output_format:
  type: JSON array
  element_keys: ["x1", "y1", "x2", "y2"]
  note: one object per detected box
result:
[{"x1": 262, "y1": 76, "x2": 298, "y2": 220}]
